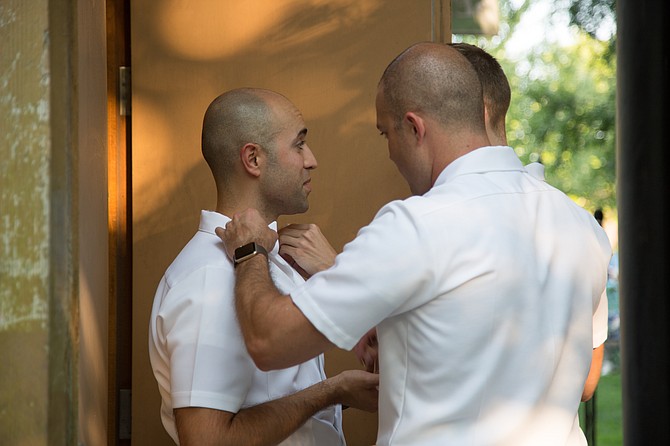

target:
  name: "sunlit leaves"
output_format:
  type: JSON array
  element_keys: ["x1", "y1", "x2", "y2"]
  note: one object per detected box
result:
[
  {"x1": 505, "y1": 33, "x2": 616, "y2": 211},
  {"x1": 454, "y1": 0, "x2": 616, "y2": 211},
  {"x1": 568, "y1": 0, "x2": 616, "y2": 42}
]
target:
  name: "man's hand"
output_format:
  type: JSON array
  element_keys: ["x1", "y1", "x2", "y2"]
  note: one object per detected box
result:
[
  {"x1": 174, "y1": 369, "x2": 378, "y2": 446},
  {"x1": 328, "y1": 370, "x2": 379, "y2": 413},
  {"x1": 278, "y1": 224, "x2": 337, "y2": 279},
  {"x1": 215, "y1": 209, "x2": 277, "y2": 259},
  {"x1": 353, "y1": 328, "x2": 378, "y2": 373}
]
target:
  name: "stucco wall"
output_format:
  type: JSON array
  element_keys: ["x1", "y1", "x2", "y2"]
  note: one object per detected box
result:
[
  {"x1": 1, "y1": 0, "x2": 83, "y2": 444},
  {"x1": 0, "y1": 1, "x2": 51, "y2": 444}
]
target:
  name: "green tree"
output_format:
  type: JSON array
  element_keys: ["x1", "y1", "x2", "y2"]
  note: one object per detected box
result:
[
  {"x1": 507, "y1": 34, "x2": 616, "y2": 211},
  {"x1": 567, "y1": 0, "x2": 616, "y2": 39},
  {"x1": 566, "y1": 0, "x2": 616, "y2": 60},
  {"x1": 455, "y1": 0, "x2": 616, "y2": 212}
]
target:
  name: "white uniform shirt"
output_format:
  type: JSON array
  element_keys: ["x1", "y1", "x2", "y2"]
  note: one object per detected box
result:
[
  {"x1": 291, "y1": 146, "x2": 610, "y2": 446},
  {"x1": 149, "y1": 211, "x2": 344, "y2": 445}
]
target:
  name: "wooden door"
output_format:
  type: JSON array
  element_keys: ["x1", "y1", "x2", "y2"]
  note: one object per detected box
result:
[{"x1": 131, "y1": 2, "x2": 449, "y2": 444}]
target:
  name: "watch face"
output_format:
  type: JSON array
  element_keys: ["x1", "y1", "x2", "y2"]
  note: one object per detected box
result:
[{"x1": 234, "y1": 242, "x2": 258, "y2": 262}]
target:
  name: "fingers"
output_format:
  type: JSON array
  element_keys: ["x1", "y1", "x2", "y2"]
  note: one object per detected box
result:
[
  {"x1": 353, "y1": 344, "x2": 375, "y2": 372},
  {"x1": 278, "y1": 224, "x2": 312, "y2": 245},
  {"x1": 214, "y1": 209, "x2": 278, "y2": 256},
  {"x1": 215, "y1": 226, "x2": 225, "y2": 239},
  {"x1": 279, "y1": 223, "x2": 311, "y2": 232},
  {"x1": 214, "y1": 226, "x2": 235, "y2": 259},
  {"x1": 279, "y1": 224, "x2": 322, "y2": 241},
  {"x1": 353, "y1": 327, "x2": 379, "y2": 373},
  {"x1": 277, "y1": 223, "x2": 336, "y2": 276},
  {"x1": 278, "y1": 244, "x2": 299, "y2": 265},
  {"x1": 338, "y1": 370, "x2": 379, "y2": 412},
  {"x1": 360, "y1": 345, "x2": 378, "y2": 373}
]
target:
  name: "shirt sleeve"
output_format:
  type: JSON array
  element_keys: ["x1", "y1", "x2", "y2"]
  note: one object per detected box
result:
[
  {"x1": 592, "y1": 288, "x2": 608, "y2": 348},
  {"x1": 158, "y1": 265, "x2": 256, "y2": 412},
  {"x1": 290, "y1": 201, "x2": 437, "y2": 350}
]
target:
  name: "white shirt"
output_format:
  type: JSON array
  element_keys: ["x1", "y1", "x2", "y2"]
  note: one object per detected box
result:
[
  {"x1": 525, "y1": 161, "x2": 546, "y2": 180},
  {"x1": 149, "y1": 211, "x2": 344, "y2": 445},
  {"x1": 291, "y1": 146, "x2": 610, "y2": 445}
]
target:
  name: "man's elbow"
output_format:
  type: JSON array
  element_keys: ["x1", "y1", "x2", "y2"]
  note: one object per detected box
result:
[
  {"x1": 581, "y1": 387, "x2": 596, "y2": 402},
  {"x1": 245, "y1": 336, "x2": 282, "y2": 371}
]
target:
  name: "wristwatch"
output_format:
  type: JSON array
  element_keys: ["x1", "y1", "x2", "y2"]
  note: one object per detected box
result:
[{"x1": 233, "y1": 242, "x2": 268, "y2": 267}]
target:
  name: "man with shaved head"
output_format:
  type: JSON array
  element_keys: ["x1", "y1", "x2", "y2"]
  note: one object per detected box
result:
[
  {"x1": 149, "y1": 88, "x2": 378, "y2": 446},
  {"x1": 217, "y1": 43, "x2": 611, "y2": 445},
  {"x1": 450, "y1": 42, "x2": 608, "y2": 405}
]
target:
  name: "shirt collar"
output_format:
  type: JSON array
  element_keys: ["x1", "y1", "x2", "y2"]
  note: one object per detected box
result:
[
  {"x1": 434, "y1": 146, "x2": 526, "y2": 188},
  {"x1": 198, "y1": 210, "x2": 280, "y2": 254}
]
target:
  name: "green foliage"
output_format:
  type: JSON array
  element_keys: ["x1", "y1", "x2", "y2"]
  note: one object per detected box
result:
[
  {"x1": 595, "y1": 372, "x2": 623, "y2": 445},
  {"x1": 507, "y1": 34, "x2": 616, "y2": 211},
  {"x1": 568, "y1": 0, "x2": 616, "y2": 38},
  {"x1": 578, "y1": 371, "x2": 623, "y2": 446},
  {"x1": 567, "y1": 0, "x2": 616, "y2": 61},
  {"x1": 455, "y1": 0, "x2": 617, "y2": 212}
]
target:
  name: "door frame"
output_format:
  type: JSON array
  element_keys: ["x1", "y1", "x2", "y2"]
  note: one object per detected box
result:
[{"x1": 106, "y1": 1, "x2": 132, "y2": 444}]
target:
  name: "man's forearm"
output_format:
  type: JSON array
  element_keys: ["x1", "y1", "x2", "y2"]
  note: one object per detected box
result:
[
  {"x1": 582, "y1": 343, "x2": 605, "y2": 402},
  {"x1": 226, "y1": 378, "x2": 342, "y2": 445},
  {"x1": 234, "y1": 254, "x2": 333, "y2": 370},
  {"x1": 234, "y1": 254, "x2": 288, "y2": 369},
  {"x1": 176, "y1": 378, "x2": 343, "y2": 446},
  {"x1": 218, "y1": 212, "x2": 334, "y2": 369}
]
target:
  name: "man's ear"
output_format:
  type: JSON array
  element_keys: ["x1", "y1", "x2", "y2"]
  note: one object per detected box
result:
[
  {"x1": 240, "y1": 143, "x2": 262, "y2": 177},
  {"x1": 405, "y1": 112, "x2": 426, "y2": 144},
  {"x1": 483, "y1": 105, "x2": 493, "y2": 131}
]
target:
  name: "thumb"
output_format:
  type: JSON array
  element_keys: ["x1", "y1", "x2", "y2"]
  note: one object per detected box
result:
[{"x1": 215, "y1": 226, "x2": 226, "y2": 241}]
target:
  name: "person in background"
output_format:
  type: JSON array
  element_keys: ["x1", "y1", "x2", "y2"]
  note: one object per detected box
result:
[
  {"x1": 148, "y1": 88, "x2": 378, "y2": 446},
  {"x1": 450, "y1": 42, "x2": 606, "y2": 401},
  {"x1": 217, "y1": 43, "x2": 611, "y2": 445}
]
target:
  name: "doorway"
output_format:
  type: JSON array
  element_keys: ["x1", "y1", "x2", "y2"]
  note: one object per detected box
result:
[{"x1": 128, "y1": 2, "x2": 448, "y2": 444}]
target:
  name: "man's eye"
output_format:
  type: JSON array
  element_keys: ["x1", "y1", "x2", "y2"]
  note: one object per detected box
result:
[{"x1": 297, "y1": 140, "x2": 306, "y2": 149}]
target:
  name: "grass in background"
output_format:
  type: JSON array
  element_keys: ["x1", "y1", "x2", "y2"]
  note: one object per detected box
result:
[
  {"x1": 596, "y1": 372, "x2": 623, "y2": 445},
  {"x1": 580, "y1": 371, "x2": 623, "y2": 446}
]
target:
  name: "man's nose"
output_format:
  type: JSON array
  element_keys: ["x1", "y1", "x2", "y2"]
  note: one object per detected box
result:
[{"x1": 304, "y1": 144, "x2": 317, "y2": 169}]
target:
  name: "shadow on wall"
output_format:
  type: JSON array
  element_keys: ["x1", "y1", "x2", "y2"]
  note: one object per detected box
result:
[
  {"x1": 131, "y1": 0, "x2": 414, "y2": 251},
  {"x1": 131, "y1": 0, "x2": 420, "y2": 318},
  {"x1": 130, "y1": 1, "x2": 425, "y2": 444}
]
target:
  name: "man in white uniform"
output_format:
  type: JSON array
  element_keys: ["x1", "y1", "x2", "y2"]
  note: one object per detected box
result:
[
  {"x1": 149, "y1": 88, "x2": 378, "y2": 445},
  {"x1": 216, "y1": 44, "x2": 611, "y2": 445},
  {"x1": 450, "y1": 42, "x2": 607, "y2": 402}
]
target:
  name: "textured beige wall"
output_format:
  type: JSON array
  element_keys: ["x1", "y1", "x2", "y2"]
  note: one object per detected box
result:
[
  {"x1": 2, "y1": 0, "x2": 131, "y2": 443},
  {"x1": 77, "y1": 0, "x2": 110, "y2": 444},
  {"x1": 0, "y1": 1, "x2": 51, "y2": 444}
]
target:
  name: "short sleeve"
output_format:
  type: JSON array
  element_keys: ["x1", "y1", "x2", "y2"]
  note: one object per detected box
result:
[
  {"x1": 158, "y1": 265, "x2": 256, "y2": 412},
  {"x1": 592, "y1": 288, "x2": 608, "y2": 348},
  {"x1": 290, "y1": 201, "x2": 437, "y2": 350}
]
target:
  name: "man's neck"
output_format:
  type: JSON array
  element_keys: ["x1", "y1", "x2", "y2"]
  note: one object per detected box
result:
[
  {"x1": 428, "y1": 132, "x2": 491, "y2": 190},
  {"x1": 486, "y1": 127, "x2": 507, "y2": 146},
  {"x1": 215, "y1": 196, "x2": 276, "y2": 224}
]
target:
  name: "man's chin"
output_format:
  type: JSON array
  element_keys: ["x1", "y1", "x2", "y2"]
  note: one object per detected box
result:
[{"x1": 282, "y1": 203, "x2": 310, "y2": 216}]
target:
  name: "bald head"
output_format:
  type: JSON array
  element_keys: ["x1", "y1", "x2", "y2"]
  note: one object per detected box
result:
[
  {"x1": 450, "y1": 43, "x2": 510, "y2": 145},
  {"x1": 201, "y1": 88, "x2": 289, "y2": 186},
  {"x1": 378, "y1": 42, "x2": 487, "y2": 134}
]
